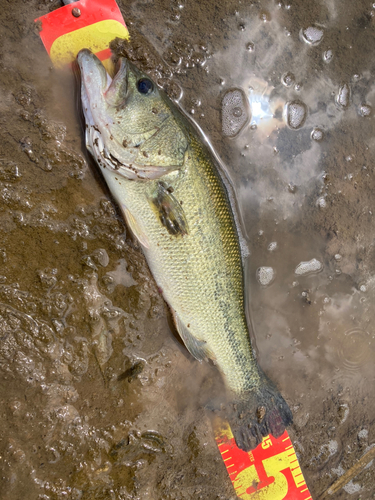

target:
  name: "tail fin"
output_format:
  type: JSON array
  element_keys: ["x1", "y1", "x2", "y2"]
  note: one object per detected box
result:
[{"x1": 228, "y1": 379, "x2": 293, "y2": 452}]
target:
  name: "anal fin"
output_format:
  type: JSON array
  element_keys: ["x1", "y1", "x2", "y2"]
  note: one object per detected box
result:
[{"x1": 173, "y1": 313, "x2": 207, "y2": 362}]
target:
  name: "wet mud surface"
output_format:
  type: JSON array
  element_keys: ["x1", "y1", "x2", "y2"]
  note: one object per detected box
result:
[{"x1": 1, "y1": 0, "x2": 375, "y2": 498}]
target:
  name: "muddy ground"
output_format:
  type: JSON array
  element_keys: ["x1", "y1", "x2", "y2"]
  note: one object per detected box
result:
[{"x1": 0, "y1": 0, "x2": 375, "y2": 499}]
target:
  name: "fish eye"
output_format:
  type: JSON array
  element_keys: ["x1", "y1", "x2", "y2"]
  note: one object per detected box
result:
[{"x1": 137, "y1": 78, "x2": 154, "y2": 95}]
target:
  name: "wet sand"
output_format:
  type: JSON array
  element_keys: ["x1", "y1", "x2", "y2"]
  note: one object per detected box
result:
[{"x1": 0, "y1": 0, "x2": 375, "y2": 498}]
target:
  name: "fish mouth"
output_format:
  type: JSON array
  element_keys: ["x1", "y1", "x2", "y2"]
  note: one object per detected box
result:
[
  {"x1": 77, "y1": 49, "x2": 118, "y2": 94},
  {"x1": 77, "y1": 49, "x2": 116, "y2": 129},
  {"x1": 77, "y1": 50, "x2": 142, "y2": 179}
]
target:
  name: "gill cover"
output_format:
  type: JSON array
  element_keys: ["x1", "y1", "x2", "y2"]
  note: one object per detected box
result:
[{"x1": 77, "y1": 49, "x2": 188, "y2": 180}]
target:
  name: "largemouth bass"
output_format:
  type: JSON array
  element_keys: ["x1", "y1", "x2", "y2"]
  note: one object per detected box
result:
[{"x1": 77, "y1": 48, "x2": 292, "y2": 451}]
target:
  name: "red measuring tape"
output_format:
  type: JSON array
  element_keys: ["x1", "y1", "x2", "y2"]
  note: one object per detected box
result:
[
  {"x1": 214, "y1": 418, "x2": 312, "y2": 499},
  {"x1": 35, "y1": 2, "x2": 312, "y2": 498},
  {"x1": 35, "y1": 0, "x2": 128, "y2": 72}
]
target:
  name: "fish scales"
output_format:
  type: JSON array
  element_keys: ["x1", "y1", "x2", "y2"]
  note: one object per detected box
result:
[
  {"x1": 109, "y1": 130, "x2": 258, "y2": 395},
  {"x1": 77, "y1": 48, "x2": 292, "y2": 451}
]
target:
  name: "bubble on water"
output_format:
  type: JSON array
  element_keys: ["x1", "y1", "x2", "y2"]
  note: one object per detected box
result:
[
  {"x1": 232, "y1": 107, "x2": 243, "y2": 117},
  {"x1": 311, "y1": 127, "x2": 324, "y2": 141},
  {"x1": 284, "y1": 100, "x2": 307, "y2": 129},
  {"x1": 295, "y1": 258, "x2": 323, "y2": 275},
  {"x1": 163, "y1": 49, "x2": 181, "y2": 66},
  {"x1": 281, "y1": 72, "x2": 295, "y2": 87},
  {"x1": 92, "y1": 248, "x2": 109, "y2": 267},
  {"x1": 259, "y1": 9, "x2": 271, "y2": 22},
  {"x1": 317, "y1": 197, "x2": 327, "y2": 208},
  {"x1": 323, "y1": 49, "x2": 333, "y2": 63},
  {"x1": 268, "y1": 241, "x2": 277, "y2": 252},
  {"x1": 221, "y1": 88, "x2": 250, "y2": 137},
  {"x1": 246, "y1": 42, "x2": 255, "y2": 51},
  {"x1": 359, "y1": 284, "x2": 367, "y2": 292},
  {"x1": 301, "y1": 26, "x2": 324, "y2": 45},
  {"x1": 256, "y1": 267, "x2": 275, "y2": 286},
  {"x1": 162, "y1": 80, "x2": 183, "y2": 101},
  {"x1": 336, "y1": 83, "x2": 351, "y2": 109},
  {"x1": 190, "y1": 97, "x2": 201, "y2": 108},
  {"x1": 334, "y1": 254, "x2": 342, "y2": 261},
  {"x1": 359, "y1": 104, "x2": 372, "y2": 117}
]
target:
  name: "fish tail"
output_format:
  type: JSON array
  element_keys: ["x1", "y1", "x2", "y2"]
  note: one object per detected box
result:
[{"x1": 228, "y1": 376, "x2": 293, "y2": 452}]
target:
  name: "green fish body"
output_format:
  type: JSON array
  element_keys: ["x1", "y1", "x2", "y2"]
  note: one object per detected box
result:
[{"x1": 77, "y1": 49, "x2": 292, "y2": 450}]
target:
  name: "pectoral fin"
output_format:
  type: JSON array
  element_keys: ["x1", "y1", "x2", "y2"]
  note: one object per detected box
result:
[
  {"x1": 173, "y1": 312, "x2": 208, "y2": 362},
  {"x1": 122, "y1": 205, "x2": 149, "y2": 248},
  {"x1": 149, "y1": 182, "x2": 188, "y2": 236}
]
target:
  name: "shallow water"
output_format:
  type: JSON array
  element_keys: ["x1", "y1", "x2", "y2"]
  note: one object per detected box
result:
[{"x1": 0, "y1": 0, "x2": 375, "y2": 498}]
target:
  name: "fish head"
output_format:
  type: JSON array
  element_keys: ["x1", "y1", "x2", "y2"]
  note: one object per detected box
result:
[{"x1": 77, "y1": 49, "x2": 188, "y2": 180}]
